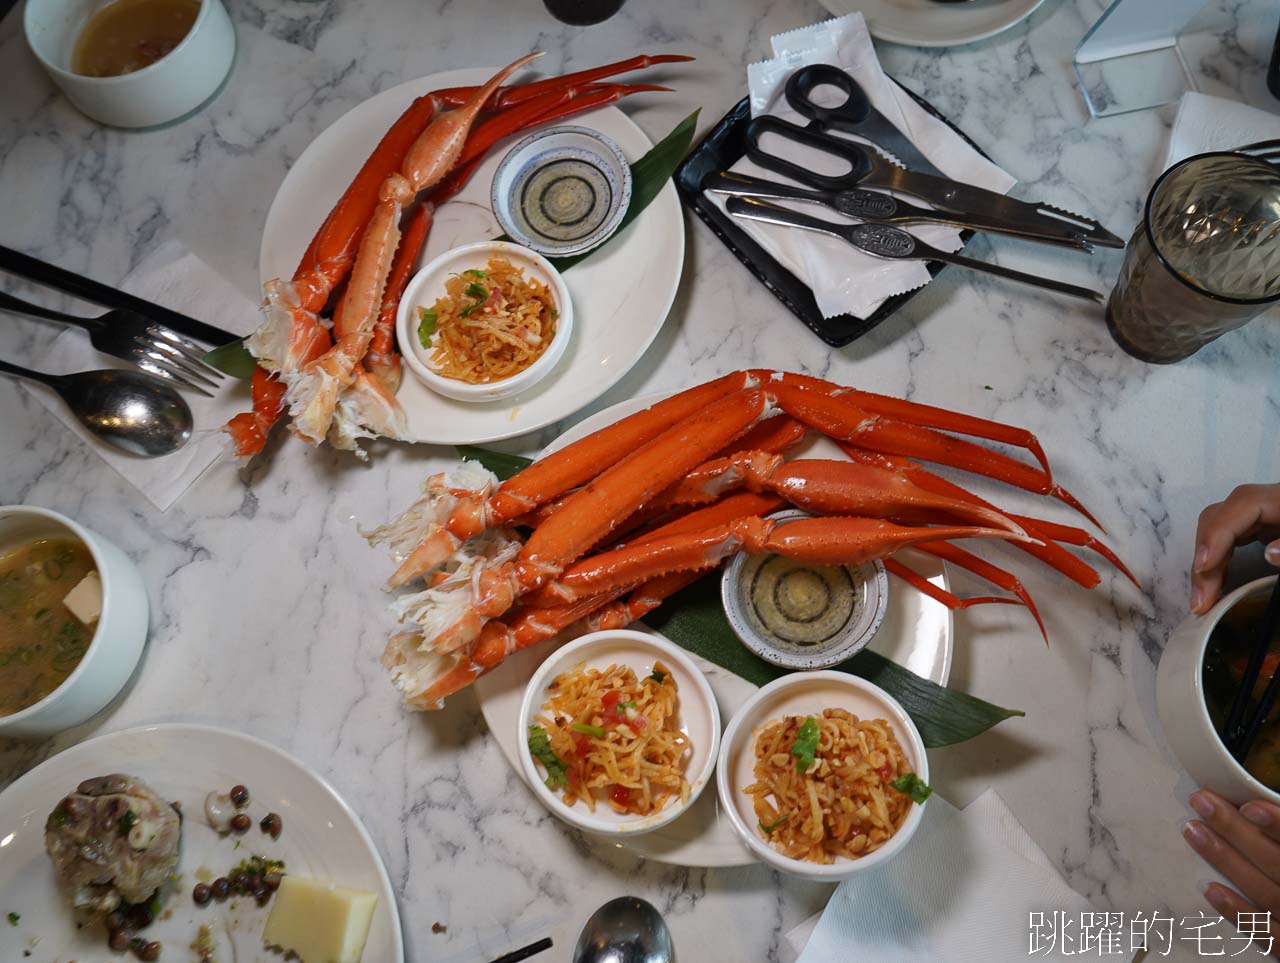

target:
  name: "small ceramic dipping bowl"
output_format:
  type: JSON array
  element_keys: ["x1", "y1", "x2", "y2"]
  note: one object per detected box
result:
[
  {"x1": 722, "y1": 510, "x2": 889, "y2": 670},
  {"x1": 717, "y1": 671, "x2": 929, "y2": 882},
  {"x1": 395, "y1": 239, "x2": 573, "y2": 403},
  {"x1": 490, "y1": 125, "x2": 633, "y2": 258},
  {"x1": 1157, "y1": 575, "x2": 1280, "y2": 806},
  {"x1": 0, "y1": 506, "x2": 149, "y2": 739},
  {"x1": 518, "y1": 629, "x2": 720, "y2": 838}
]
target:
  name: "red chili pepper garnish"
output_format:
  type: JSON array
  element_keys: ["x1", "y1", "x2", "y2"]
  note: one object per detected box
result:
[
  {"x1": 628, "y1": 715, "x2": 648, "y2": 734},
  {"x1": 877, "y1": 764, "x2": 892, "y2": 783},
  {"x1": 602, "y1": 690, "x2": 622, "y2": 714},
  {"x1": 571, "y1": 732, "x2": 592, "y2": 758},
  {"x1": 610, "y1": 785, "x2": 634, "y2": 808}
]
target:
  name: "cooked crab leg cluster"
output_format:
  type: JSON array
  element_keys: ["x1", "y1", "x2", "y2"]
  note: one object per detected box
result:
[
  {"x1": 366, "y1": 370, "x2": 1135, "y2": 710},
  {"x1": 226, "y1": 53, "x2": 686, "y2": 457}
]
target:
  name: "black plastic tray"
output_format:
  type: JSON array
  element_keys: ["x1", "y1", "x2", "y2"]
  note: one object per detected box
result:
[{"x1": 675, "y1": 83, "x2": 988, "y2": 347}]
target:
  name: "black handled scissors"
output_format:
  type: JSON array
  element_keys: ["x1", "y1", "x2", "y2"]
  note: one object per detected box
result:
[
  {"x1": 785, "y1": 64, "x2": 945, "y2": 177},
  {"x1": 743, "y1": 115, "x2": 1124, "y2": 251}
]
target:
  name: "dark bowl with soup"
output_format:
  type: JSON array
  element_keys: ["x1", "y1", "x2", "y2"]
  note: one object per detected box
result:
[
  {"x1": 1157, "y1": 576, "x2": 1280, "y2": 806},
  {"x1": 0, "y1": 507, "x2": 148, "y2": 738}
]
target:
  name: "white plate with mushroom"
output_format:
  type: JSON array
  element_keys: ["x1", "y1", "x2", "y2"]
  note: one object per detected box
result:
[{"x1": 0, "y1": 723, "x2": 402, "y2": 962}]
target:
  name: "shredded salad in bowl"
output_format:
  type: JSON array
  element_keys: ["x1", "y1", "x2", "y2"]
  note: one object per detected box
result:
[
  {"x1": 416, "y1": 255, "x2": 559, "y2": 384},
  {"x1": 527, "y1": 661, "x2": 691, "y2": 817}
]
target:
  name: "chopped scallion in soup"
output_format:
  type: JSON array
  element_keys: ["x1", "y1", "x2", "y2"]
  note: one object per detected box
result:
[{"x1": 0, "y1": 538, "x2": 97, "y2": 715}]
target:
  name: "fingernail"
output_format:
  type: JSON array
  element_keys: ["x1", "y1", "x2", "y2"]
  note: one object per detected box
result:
[
  {"x1": 1198, "y1": 878, "x2": 1222, "y2": 901},
  {"x1": 1195, "y1": 545, "x2": 1209, "y2": 570},
  {"x1": 1242, "y1": 802, "x2": 1272, "y2": 827},
  {"x1": 1192, "y1": 586, "x2": 1205, "y2": 612},
  {"x1": 1267, "y1": 545, "x2": 1280, "y2": 566},
  {"x1": 1190, "y1": 792, "x2": 1215, "y2": 818},
  {"x1": 1184, "y1": 820, "x2": 1209, "y2": 846}
]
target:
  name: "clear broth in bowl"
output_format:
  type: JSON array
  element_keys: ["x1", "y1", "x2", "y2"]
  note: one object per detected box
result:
[
  {"x1": 1203, "y1": 591, "x2": 1280, "y2": 790},
  {"x1": 0, "y1": 537, "x2": 97, "y2": 715},
  {"x1": 71, "y1": 0, "x2": 201, "y2": 78}
]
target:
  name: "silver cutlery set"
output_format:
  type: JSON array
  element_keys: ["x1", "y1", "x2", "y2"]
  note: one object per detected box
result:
[
  {"x1": 707, "y1": 63, "x2": 1123, "y2": 303},
  {"x1": 0, "y1": 245, "x2": 236, "y2": 457}
]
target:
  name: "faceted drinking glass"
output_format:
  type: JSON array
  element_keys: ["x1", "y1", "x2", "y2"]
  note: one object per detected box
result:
[{"x1": 1106, "y1": 152, "x2": 1280, "y2": 363}]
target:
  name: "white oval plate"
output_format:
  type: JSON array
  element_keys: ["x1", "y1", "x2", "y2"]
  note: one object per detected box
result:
[
  {"x1": 818, "y1": 0, "x2": 1046, "y2": 48},
  {"x1": 0, "y1": 724, "x2": 402, "y2": 963},
  {"x1": 260, "y1": 68, "x2": 684, "y2": 445},
  {"x1": 519, "y1": 630, "x2": 720, "y2": 837},
  {"x1": 475, "y1": 394, "x2": 953, "y2": 867}
]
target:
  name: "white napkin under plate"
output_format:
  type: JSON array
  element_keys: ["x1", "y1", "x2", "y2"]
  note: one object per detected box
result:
[
  {"x1": 27, "y1": 240, "x2": 256, "y2": 512},
  {"x1": 782, "y1": 789, "x2": 1092, "y2": 963},
  {"x1": 704, "y1": 13, "x2": 1015, "y2": 320},
  {"x1": 1165, "y1": 92, "x2": 1280, "y2": 169}
]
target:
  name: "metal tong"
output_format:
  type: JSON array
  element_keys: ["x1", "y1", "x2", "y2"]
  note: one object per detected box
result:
[
  {"x1": 742, "y1": 113, "x2": 1124, "y2": 252},
  {"x1": 726, "y1": 196, "x2": 1105, "y2": 304}
]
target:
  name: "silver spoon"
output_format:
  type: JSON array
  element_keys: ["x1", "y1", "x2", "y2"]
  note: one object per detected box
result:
[
  {"x1": 572, "y1": 896, "x2": 674, "y2": 963},
  {"x1": 0, "y1": 359, "x2": 193, "y2": 457}
]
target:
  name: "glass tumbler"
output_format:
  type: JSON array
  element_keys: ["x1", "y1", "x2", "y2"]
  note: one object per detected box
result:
[{"x1": 1105, "y1": 152, "x2": 1280, "y2": 363}]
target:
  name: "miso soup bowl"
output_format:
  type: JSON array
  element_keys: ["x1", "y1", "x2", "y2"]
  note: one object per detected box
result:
[
  {"x1": 24, "y1": 0, "x2": 236, "y2": 128},
  {"x1": 1156, "y1": 575, "x2": 1280, "y2": 806},
  {"x1": 0, "y1": 506, "x2": 149, "y2": 739}
]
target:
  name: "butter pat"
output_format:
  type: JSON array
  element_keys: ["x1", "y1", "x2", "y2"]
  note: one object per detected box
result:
[
  {"x1": 62, "y1": 571, "x2": 102, "y2": 625},
  {"x1": 262, "y1": 876, "x2": 377, "y2": 963}
]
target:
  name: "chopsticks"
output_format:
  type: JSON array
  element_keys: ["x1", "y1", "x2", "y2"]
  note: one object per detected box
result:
[
  {"x1": 0, "y1": 244, "x2": 240, "y2": 347},
  {"x1": 485, "y1": 936, "x2": 553, "y2": 963},
  {"x1": 1223, "y1": 578, "x2": 1280, "y2": 761}
]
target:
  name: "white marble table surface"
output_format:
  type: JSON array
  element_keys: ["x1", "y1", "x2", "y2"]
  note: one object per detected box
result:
[{"x1": 2, "y1": 0, "x2": 1280, "y2": 959}]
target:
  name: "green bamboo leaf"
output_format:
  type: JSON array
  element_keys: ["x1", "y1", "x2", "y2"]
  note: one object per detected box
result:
[
  {"x1": 202, "y1": 338, "x2": 256, "y2": 380},
  {"x1": 455, "y1": 446, "x2": 532, "y2": 480}
]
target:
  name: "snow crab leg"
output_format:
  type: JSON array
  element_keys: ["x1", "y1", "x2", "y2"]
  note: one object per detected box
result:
[{"x1": 229, "y1": 54, "x2": 687, "y2": 458}]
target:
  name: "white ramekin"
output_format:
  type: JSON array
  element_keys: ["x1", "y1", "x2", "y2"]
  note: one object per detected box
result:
[
  {"x1": 1157, "y1": 575, "x2": 1280, "y2": 806},
  {"x1": 396, "y1": 240, "x2": 574, "y2": 403},
  {"x1": 716, "y1": 670, "x2": 929, "y2": 882},
  {"x1": 24, "y1": 0, "x2": 236, "y2": 128},
  {"x1": 518, "y1": 629, "x2": 719, "y2": 837},
  {"x1": 0, "y1": 506, "x2": 149, "y2": 738}
]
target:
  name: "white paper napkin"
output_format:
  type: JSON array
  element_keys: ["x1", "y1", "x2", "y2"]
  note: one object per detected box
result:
[
  {"x1": 782, "y1": 789, "x2": 1091, "y2": 963},
  {"x1": 1165, "y1": 92, "x2": 1280, "y2": 169},
  {"x1": 28, "y1": 241, "x2": 258, "y2": 512},
  {"x1": 704, "y1": 13, "x2": 1015, "y2": 319}
]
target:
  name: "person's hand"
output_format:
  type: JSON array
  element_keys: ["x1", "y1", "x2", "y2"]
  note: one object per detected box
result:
[
  {"x1": 1184, "y1": 790, "x2": 1280, "y2": 955},
  {"x1": 1191, "y1": 484, "x2": 1280, "y2": 615}
]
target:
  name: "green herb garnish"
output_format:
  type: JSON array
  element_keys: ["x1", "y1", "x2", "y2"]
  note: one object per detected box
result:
[
  {"x1": 890, "y1": 773, "x2": 933, "y2": 805},
  {"x1": 458, "y1": 282, "x2": 489, "y2": 319},
  {"x1": 758, "y1": 815, "x2": 789, "y2": 835},
  {"x1": 619, "y1": 702, "x2": 637, "y2": 710},
  {"x1": 528, "y1": 725, "x2": 569, "y2": 789},
  {"x1": 571, "y1": 723, "x2": 606, "y2": 738},
  {"x1": 118, "y1": 809, "x2": 138, "y2": 837},
  {"x1": 7, "y1": 912, "x2": 18, "y2": 926},
  {"x1": 791, "y1": 717, "x2": 820, "y2": 773},
  {"x1": 463, "y1": 269, "x2": 488, "y2": 279},
  {"x1": 650, "y1": 669, "x2": 666, "y2": 683},
  {"x1": 417, "y1": 307, "x2": 437, "y2": 347}
]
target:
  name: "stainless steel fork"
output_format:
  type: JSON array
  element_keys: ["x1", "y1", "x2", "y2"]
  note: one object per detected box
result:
[
  {"x1": 0, "y1": 290, "x2": 224, "y2": 397},
  {"x1": 1239, "y1": 139, "x2": 1280, "y2": 166}
]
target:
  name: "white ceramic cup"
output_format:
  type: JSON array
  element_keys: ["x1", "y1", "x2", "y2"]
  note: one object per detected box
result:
[
  {"x1": 24, "y1": 0, "x2": 236, "y2": 128},
  {"x1": 1157, "y1": 575, "x2": 1280, "y2": 806},
  {"x1": 0, "y1": 506, "x2": 149, "y2": 739}
]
